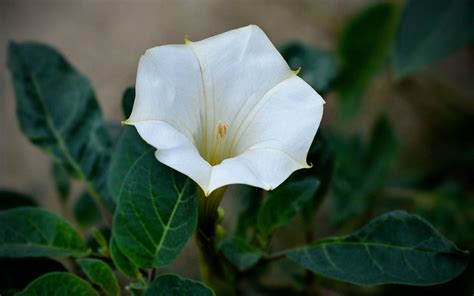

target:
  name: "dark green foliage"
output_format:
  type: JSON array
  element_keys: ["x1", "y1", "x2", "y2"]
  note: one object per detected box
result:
[
  {"x1": 109, "y1": 237, "x2": 140, "y2": 279},
  {"x1": 52, "y1": 162, "x2": 71, "y2": 201},
  {"x1": 112, "y1": 128, "x2": 197, "y2": 268},
  {"x1": 78, "y1": 258, "x2": 120, "y2": 296},
  {"x1": 337, "y1": 2, "x2": 399, "y2": 118},
  {"x1": 122, "y1": 86, "x2": 135, "y2": 118},
  {"x1": 144, "y1": 274, "x2": 214, "y2": 296},
  {"x1": 0, "y1": 207, "x2": 88, "y2": 258},
  {"x1": 394, "y1": 0, "x2": 474, "y2": 77},
  {"x1": 219, "y1": 237, "x2": 264, "y2": 270},
  {"x1": 330, "y1": 116, "x2": 398, "y2": 225},
  {"x1": 287, "y1": 211, "x2": 469, "y2": 286},
  {"x1": 280, "y1": 42, "x2": 339, "y2": 93},
  {"x1": 16, "y1": 272, "x2": 99, "y2": 296},
  {"x1": 74, "y1": 191, "x2": 102, "y2": 228},
  {"x1": 7, "y1": 42, "x2": 114, "y2": 211}
]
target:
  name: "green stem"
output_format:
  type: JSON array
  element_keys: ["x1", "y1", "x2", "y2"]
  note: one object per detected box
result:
[{"x1": 195, "y1": 187, "x2": 235, "y2": 295}]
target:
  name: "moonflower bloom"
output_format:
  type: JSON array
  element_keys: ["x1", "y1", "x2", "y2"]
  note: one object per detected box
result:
[{"x1": 126, "y1": 25, "x2": 324, "y2": 196}]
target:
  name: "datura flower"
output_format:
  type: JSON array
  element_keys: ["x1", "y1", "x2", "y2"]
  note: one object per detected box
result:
[{"x1": 125, "y1": 25, "x2": 324, "y2": 196}]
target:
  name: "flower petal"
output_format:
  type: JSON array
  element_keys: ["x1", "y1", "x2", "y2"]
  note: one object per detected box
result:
[
  {"x1": 207, "y1": 76, "x2": 324, "y2": 193},
  {"x1": 127, "y1": 44, "x2": 203, "y2": 145},
  {"x1": 187, "y1": 25, "x2": 293, "y2": 155}
]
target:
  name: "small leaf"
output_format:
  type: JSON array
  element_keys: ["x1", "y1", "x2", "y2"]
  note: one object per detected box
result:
[
  {"x1": 330, "y1": 116, "x2": 397, "y2": 225},
  {"x1": 279, "y1": 42, "x2": 339, "y2": 93},
  {"x1": 394, "y1": 0, "x2": 474, "y2": 77},
  {"x1": 78, "y1": 258, "x2": 120, "y2": 296},
  {"x1": 144, "y1": 274, "x2": 214, "y2": 296},
  {"x1": 122, "y1": 86, "x2": 135, "y2": 118},
  {"x1": 0, "y1": 258, "x2": 66, "y2": 294},
  {"x1": 233, "y1": 186, "x2": 263, "y2": 239},
  {"x1": 109, "y1": 237, "x2": 140, "y2": 279},
  {"x1": 219, "y1": 237, "x2": 264, "y2": 270},
  {"x1": 0, "y1": 207, "x2": 88, "y2": 258},
  {"x1": 74, "y1": 191, "x2": 102, "y2": 228},
  {"x1": 16, "y1": 272, "x2": 99, "y2": 296},
  {"x1": 337, "y1": 2, "x2": 400, "y2": 119},
  {"x1": 0, "y1": 190, "x2": 37, "y2": 211},
  {"x1": 7, "y1": 42, "x2": 114, "y2": 211},
  {"x1": 112, "y1": 128, "x2": 197, "y2": 268},
  {"x1": 257, "y1": 177, "x2": 320, "y2": 237},
  {"x1": 287, "y1": 211, "x2": 469, "y2": 286},
  {"x1": 52, "y1": 162, "x2": 71, "y2": 201}
]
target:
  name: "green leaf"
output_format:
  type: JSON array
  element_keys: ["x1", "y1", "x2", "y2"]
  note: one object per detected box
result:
[
  {"x1": 0, "y1": 190, "x2": 37, "y2": 211},
  {"x1": 279, "y1": 42, "x2": 339, "y2": 93},
  {"x1": 0, "y1": 207, "x2": 88, "y2": 258},
  {"x1": 7, "y1": 42, "x2": 114, "y2": 211},
  {"x1": 233, "y1": 186, "x2": 263, "y2": 239},
  {"x1": 394, "y1": 0, "x2": 474, "y2": 77},
  {"x1": 109, "y1": 237, "x2": 140, "y2": 279},
  {"x1": 257, "y1": 177, "x2": 320, "y2": 237},
  {"x1": 16, "y1": 272, "x2": 99, "y2": 296},
  {"x1": 74, "y1": 191, "x2": 101, "y2": 228},
  {"x1": 122, "y1": 86, "x2": 135, "y2": 119},
  {"x1": 287, "y1": 211, "x2": 469, "y2": 286},
  {"x1": 330, "y1": 116, "x2": 397, "y2": 225},
  {"x1": 78, "y1": 258, "x2": 120, "y2": 296},
  {"x1": 0, "y1": 258, "x2": 66, "y2": 295},
  {"x1": 52, "y1": 162, "x2": 71, "y2": 201},
  {"x1": 144, "y1": 274, "x2": 214, "y2": 296},
  {"x1": 219, "y1": 237, "x2": 264, "y2": 270},
  {"x1": 112, "y1": 128, "x2": 197, "y2": 268},
  {"x1": 337, "y1": 2, "x2": 399, "y2": 119}
]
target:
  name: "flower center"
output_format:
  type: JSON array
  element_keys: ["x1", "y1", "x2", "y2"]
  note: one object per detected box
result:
[{"x1": 206, "y1": 121, "x2": 230, "y2": 166}]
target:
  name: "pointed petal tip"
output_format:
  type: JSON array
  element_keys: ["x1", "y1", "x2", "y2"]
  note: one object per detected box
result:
[
  {"x1": 292, "y1": 67, "x2": 301, "y2": 76},
  {"x1": 184, "y1": 35, "x2": 191, "y2": 44}
]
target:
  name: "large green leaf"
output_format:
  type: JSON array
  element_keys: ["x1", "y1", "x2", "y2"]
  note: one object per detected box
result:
[
  {"x1": 144, "y1": 274, "x2": 214, "y2": 296},
  {"x1": 16, "y1": 272, "x2": 99, "y2": 296},
  {"x1": 112, "y1": 128, "x2": 197, "y2": 268},
  {"x1": 257, "y1": 177, "x2": 320, "y2": 237},
  {"x1": 109, "y1": 237, "x2": 140, "y2": 279},
  {"x1": 74, "y1": 191, "x2": 101, "y2": 228},
  {"x1": 394, "y1": 0, "x2": 474, "y2": 77},
  {"x1": 287, "y1": 211, "x2": 469, "y2": 286},
  {"x1": 7, "y1": 42, "x2": 114, "y2": 211},
  {"x1": 219, "y1": 237, "x2": 264, "y2": 270},
  {"x1": 337, "y1": 2, "x2": 399, "y2": 118},
  {"x1": 330, "y1": 116, "x2": 397, "y2": 225},
  {"x1": 279, "y1": 42, "x2": 339, "y2": 93},
  {"x1": 0, "y1": 190, "x2": 37, "y2": 211},
  {"x1": 0, "y1": 207, "x2": 88, "y2": 258},
  {"x1": 78, "y1": 258, "x2": 120, "y2": 296}
]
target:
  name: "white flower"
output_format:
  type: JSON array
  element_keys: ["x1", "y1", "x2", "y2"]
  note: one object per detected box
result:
[{"x1": 125, "y1": 25, "x2": 324, "y2": 196}]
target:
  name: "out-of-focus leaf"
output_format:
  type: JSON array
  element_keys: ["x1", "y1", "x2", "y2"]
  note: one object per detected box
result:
[
  {"x1": 52, "y1": 163, "x2": 71, "y2": 202},
  {"x1": 112, "y1": 128, "x2": 197, "y2": 268},
  {"x1": 280, "y1": 42, "x2": 339, "y2": 93},
  {"x1": 78, "y1": 258, "x2": 120, "y2": 296},
  {"x1": 0, "y1": 258, "x2": 66, "y2": 295},
  {"x1": 0, "y1": 190, "x2": 37, "y2": 211},
  {"x1": 144, "y1": 274, "x2": 214, "y2": 296},
  {"x1": 394, "y1": 0, "x2": 474, "y2": 77},
  {"x1": 7, "y1": 42, "x2": 114, "y2": 211},
  {"x1": 219, "y1": 237, "x2": 264, "y2": 270},
  {"x1": 16, "y1": 272, "x2": 98, "y2": 296},
  {"x1": 257, "y1": 177, "x2": 320, "y2": 237},
  {"x1": 287, "y1": 211, "x2": 469, "y2": 286},
  {"x1": 122, "y1": 86, "x2": 135, "y2": 119},
  {"x1": 74, "y1": 191, "x2": 101, "y2": 228},
  {"x1": 330, "y1": 116, "x2": 398, "y2": 225},
  {"x1": 0, "y1": 207, "x2": 88, "y2": 258},
  {"x1": 233, "y1": 186, "x2": 263, "y2": 239},
  {"x1": 109, "y1": 237, "x2": 140, "y2": 279},
  {"x1": 337, "y1": 2, "x2": 399, "y2": 119}
]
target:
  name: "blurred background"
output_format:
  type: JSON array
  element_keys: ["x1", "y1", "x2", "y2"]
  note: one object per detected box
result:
[{"x1": 1, "y1": 0, "x2": 473, "y2": 295}]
